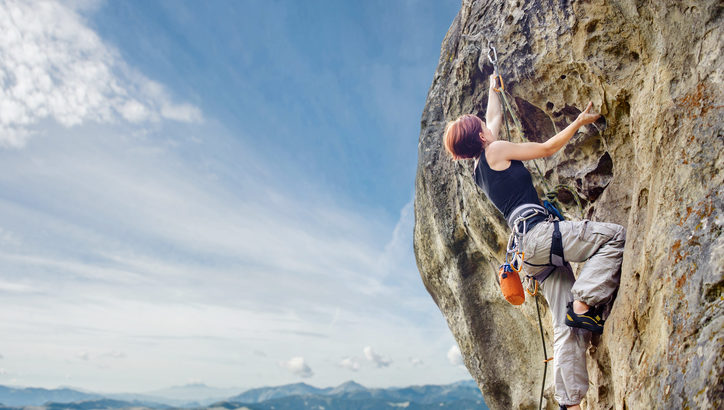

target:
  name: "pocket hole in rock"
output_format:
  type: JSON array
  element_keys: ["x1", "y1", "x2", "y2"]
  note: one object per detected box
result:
[{"x1": 515, "y1": 97, "x2": 556, "y2": 143}]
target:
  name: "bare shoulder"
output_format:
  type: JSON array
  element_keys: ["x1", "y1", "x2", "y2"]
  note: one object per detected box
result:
[
  {"x1": 484, "y1": 141, "x2": 513, "y2": 170},
  {"x1": 486, "y1": 140, "x2": 511, "y2": 155}
]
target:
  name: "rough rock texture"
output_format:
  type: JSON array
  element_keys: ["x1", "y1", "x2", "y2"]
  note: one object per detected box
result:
[{"x1": 413, "y1": 1, "x2": 723, "y2": 409}]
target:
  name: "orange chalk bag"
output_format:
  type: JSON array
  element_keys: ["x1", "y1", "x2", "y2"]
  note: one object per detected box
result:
[{"x1": 498, "y1": 253, "x2": 525, "y2": 305}]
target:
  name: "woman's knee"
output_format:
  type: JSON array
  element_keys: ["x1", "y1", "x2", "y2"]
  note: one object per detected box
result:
[
  {"x1": 616, "y1": 224, "x2": 626, "y2": 241},
  {"x1": 608, "y1": 223, "x2": 626, "y2": 246}
]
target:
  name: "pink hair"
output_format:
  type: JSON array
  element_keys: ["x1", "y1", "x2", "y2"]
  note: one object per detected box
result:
[{"x1": 443, "y1": 114, "x2": 484, "y2": 159}]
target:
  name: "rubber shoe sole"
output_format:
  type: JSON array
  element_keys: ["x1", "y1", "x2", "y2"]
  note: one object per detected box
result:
[{"x1": 565, "y1": 303, "x2": 605, "y2": 334}]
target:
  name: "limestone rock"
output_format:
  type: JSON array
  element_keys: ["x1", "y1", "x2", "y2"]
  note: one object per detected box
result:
[{"x1": 413, "y1": 1, "x2": 723, "y2": 408}]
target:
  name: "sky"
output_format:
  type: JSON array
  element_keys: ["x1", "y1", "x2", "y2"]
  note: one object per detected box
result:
[{"x1": 0, "y1": 0, "x2": 466, "y2": 393}]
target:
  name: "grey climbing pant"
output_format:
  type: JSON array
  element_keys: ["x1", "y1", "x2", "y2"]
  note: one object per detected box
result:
[{"x1": 521, "y1": 219, "x2": 626, "y2": 406}]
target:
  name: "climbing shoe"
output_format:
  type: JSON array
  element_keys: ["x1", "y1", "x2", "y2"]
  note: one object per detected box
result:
[{"x1": 565, "y1": 302, "x2": 605, "y2": 334}]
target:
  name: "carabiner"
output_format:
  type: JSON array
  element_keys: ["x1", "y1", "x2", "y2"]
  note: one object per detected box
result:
[
  {"x1": 487, "y1": 43, "x2": 498, "y2": 65},
  {"x1": 511, "y1": 251, "x2": 525, "y2": 273}
]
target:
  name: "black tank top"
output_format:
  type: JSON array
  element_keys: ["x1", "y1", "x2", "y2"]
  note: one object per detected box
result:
[{"x1": 473, "y1": 153, "x2": 541, "y2": 220}]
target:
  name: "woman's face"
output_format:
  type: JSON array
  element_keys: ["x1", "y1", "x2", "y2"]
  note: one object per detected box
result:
[{"x1": 478, "y1": 118, "x2": 493, "y2": 144}]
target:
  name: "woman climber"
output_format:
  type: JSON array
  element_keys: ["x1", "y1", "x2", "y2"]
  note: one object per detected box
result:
[{"x1": 442, "y1": 74, "x2": 625, "y2": 410}]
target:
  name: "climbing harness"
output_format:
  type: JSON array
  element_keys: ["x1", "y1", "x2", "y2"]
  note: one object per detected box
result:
[{"x1": 499, "y1": 203, "x2": 550, "y2": 305}]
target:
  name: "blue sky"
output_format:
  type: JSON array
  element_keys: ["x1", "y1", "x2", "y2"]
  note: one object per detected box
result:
[{"x1": 0, "y1": 0, "x2": 465, "y2": 393}]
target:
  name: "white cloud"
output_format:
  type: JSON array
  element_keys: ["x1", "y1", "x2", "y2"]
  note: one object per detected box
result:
[
  {"x1": 0, "y1": 0, "x2": 202, "y2": 148},
  {"x1": 77, "y1": 351, "x2": 90, "y2": 361},
  {"x1": 363, "y1": 346, "x2": 392, "y2": 368},
  {"x1": 0, "y1": 368, "x2": 6, "y2": 375},
  {"x1": 376, "y1": 199, "x2": 414, "y2": 278},
  {"x1": 0, "y1": 280, "x2": 35, "y2": 293},
  {"x1": 447, "y1": 345, "x2": 463, "y2": 366},
  {"x1": 101, "y1": 350, "x2": 126, "y2": 359},
  {"x1": 339, "y1": 357, "x2": 360, "y2": 372},
  {"x1": 409, "y1": 357, "x2": 423, "y2": 367},
  {"x1": 279, "y1": 357, "x2": 313, "y2": 378},
  {"x1": 161, "y1": 102, "x2": 202, "y2": 123},
  {"x1": 118, "y1": 100, "x2": 150, "y2": 123},
  {"x1": 0, "y1": 227, "x2": 20, "y2": 246}
]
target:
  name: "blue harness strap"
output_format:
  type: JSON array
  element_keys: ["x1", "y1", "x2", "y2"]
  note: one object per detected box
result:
[{"x1": 543, "y1": 199, "x2": 565, "y2": 221}]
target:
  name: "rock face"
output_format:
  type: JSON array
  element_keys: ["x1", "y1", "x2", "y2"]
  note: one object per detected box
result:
[{"x1": 413, "y1": 1, "x2": 723, "y2": 409}]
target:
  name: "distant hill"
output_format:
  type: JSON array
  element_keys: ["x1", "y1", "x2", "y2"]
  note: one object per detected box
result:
[
  {"x1": 227, "y1": 379, "x2": 484, "y2": 405},
  {"x1": 227, "y1": 382, "x2": 326, "y2": 403},
  {"x1": 43, "y1": 398, "x2": 170, "y2": 409},
  {"x1": 220, "y1": 380, "x2": 488, "y2": 409},
  {"x1": 0, "y1": 385, "x2": 101, "y2": 407},
  {"x1": 211, "y1": 395, "x2": 485, "y2": 410},
  {"x1": 141, "y1": 383, "x2": 242, "y2": 404},
  {"x1": 326, "y1": 380, "x2": 366, "y2": 395}
]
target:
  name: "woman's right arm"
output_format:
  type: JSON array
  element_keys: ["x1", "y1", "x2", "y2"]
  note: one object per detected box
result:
[
  {"x1": 488, "y1": 102, "x2": 600, "y2": 162},
  {"x1": 485, "y1": 75, "x2": 503, "y2": 139}
]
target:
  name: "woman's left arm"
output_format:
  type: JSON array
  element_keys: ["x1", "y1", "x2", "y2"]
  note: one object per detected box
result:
[{"x1": 486, "y1": 102, "x2": 600, "y2": 166}]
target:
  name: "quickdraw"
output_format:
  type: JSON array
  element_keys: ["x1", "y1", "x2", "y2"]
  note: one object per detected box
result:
[{"x1": 487, "y1": 41, "x2": 505, "y2": 92}]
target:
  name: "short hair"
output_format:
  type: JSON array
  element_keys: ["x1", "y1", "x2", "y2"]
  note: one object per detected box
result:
[{"x1": 443, "y1": 114, "x2": 484, "y2": 160}]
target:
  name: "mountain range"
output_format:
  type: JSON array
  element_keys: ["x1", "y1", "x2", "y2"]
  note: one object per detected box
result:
[{"x1": 0, "y1": 380, "x2": 488, "y2": 409}]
